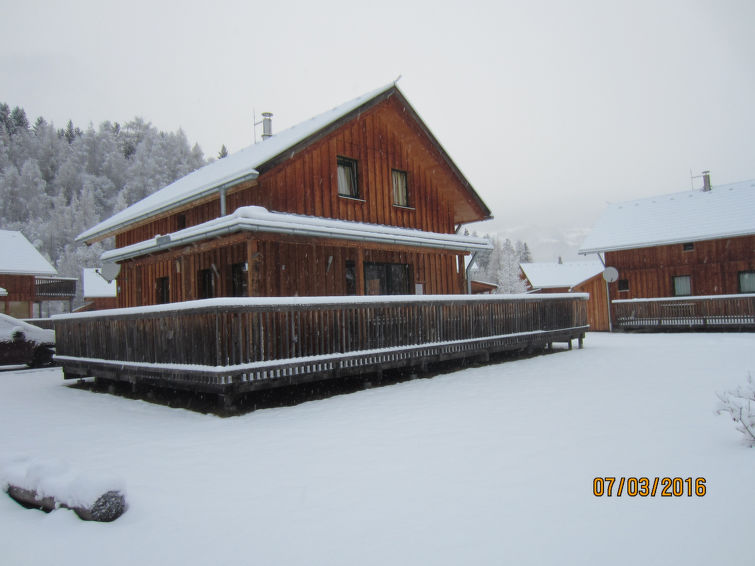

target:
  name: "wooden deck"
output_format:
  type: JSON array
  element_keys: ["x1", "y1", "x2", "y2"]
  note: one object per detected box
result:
[
  {"x1": 613, "y1": 294, "x2": 755, "y2": 331},
  {"x1": 54, "y1": 294, "x2": 588, "y2": 404}
]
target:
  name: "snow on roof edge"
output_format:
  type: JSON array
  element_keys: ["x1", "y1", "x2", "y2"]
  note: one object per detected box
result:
[
  {"x1": 101, "y1": 206, "x2": 493, "y2": 263},
  {"x1": 77, "y1": 82, "x2": 398, "y2": 243}
]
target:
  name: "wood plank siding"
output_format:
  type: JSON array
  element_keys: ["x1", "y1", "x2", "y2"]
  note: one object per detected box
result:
[
  {"x1": 605, "y1": 235, "x2": 755, "y2": 299},
  {"x1": 110, "y1": 95, "x2": 483, "y2": 308},
  {"x1": 115, "y1": 96, "x2": 462, "y2": 249}
]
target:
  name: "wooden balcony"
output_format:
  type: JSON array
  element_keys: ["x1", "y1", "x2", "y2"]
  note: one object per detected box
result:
[
  {"x1": 613, "y1": 294, "x2": 755, "y2": 331},
  {"x1": 34, "y1": 276, "x2": 77, "y2": 299},
  {"x1": 53, "y1": 294, "x2": 588, "y2": 404}
]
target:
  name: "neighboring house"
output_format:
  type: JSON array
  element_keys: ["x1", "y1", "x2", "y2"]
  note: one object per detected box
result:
[
  {"x1": 579, "y1": 176, "x2": 755, "y2": 329},
  {"x1": 77, "y1": 82, "x2": 493, "y2": 307},
  {"x1": 79, "y1": 268, "x2": 118, "y2": 311},
  {"x1": 520, "y1": 261, "x2": 609, "y2": 330},
  {"x1": 0, "y1": 230, "x2": 77, "y2": 318}
]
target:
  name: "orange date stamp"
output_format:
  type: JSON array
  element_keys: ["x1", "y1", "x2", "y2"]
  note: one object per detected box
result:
[{"x1": 593, "y1": 477, "x2": 706, "y2": 497}]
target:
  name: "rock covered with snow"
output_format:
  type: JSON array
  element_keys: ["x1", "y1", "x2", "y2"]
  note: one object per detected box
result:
[{"x1": 1, "y1": 456, "x2": 126, "y2": 521}]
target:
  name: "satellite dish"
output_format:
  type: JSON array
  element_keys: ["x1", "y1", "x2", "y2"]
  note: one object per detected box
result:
[
  {"x1": 602, "y1": 266, "x2": 619, "y2": 283},
  {"x1": 99, "y1": 262, "x2": 121, "y2": 283}
]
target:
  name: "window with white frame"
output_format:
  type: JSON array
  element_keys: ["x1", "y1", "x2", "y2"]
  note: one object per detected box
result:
[
  {"x1": 739, "y1": 271, "x2": 755, "y2": 293},
  {"x1": 672, "y1": 275, "x2": 691, "y2": 296}
]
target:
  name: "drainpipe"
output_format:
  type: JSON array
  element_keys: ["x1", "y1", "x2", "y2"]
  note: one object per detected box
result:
[
  {"x1": 219, "y1": 188, "x2": 227, "y2": 216},
  {"x1": 465, "y1": 251, "x2": 479, "y2": 295}
]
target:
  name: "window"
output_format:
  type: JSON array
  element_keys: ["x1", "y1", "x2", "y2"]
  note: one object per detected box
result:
[
  {"x1": 176, "y1": 214, "x2": 186, "y2": 230},
  {"x1": 739, "y1": 271, "x2": 755, "y2": 293},
  {"x1": 198, "y1": 268, "x2": 215, "y2": 299},
  {"x1": 337, "y1": 156, "x2": 359, "y2": 198},
  {"x1": 364, "y1": 262, "x2": 411, "y2": 295},
  {"x1": 672, "y1": 275, "x2": 691, "y2": 297},
  {"x1": 392, "y1": 169, "x2": 409, "y2": 207},
  {"x1": 618, "y1": 279, "x2": 630, "y2": 292},
  {"x1": 156, "y1": 277, "x2": 170, "y2": 304},
  {"x1": 230, "y1": 263, "x2": 248, "y2": 297},
  {"x1": 345, "y1": 260, "x2": 356, "y2": 296},
  {"x1": 682, "y1": 242, "x2": 694, "y2": 252}
]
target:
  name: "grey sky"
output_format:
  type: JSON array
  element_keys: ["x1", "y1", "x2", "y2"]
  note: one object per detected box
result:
[{"x1": 2, "y1": 0, "x2": 754, "y2": 260}]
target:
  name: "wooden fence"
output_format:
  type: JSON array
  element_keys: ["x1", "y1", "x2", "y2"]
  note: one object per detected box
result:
[
  {"x1": 53, "y1": 294, "x2": 588, "y2": 402},
  {"x1": 613, "y1": 294, "x2": 755, "y2": 331}
]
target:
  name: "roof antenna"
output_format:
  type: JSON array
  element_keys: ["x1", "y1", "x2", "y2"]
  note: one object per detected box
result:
[{"x1": 393, "y1": 74, "x2": 402, "y2": 85}]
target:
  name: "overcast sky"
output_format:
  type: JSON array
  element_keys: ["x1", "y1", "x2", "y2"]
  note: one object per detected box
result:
[{"x1": 2, "y1": 0, "x2": 753, "y2": 260}]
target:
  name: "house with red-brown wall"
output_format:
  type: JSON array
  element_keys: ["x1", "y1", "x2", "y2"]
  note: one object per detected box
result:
[{"x1": 77, "y1": 83, "x2": 493, "y2": 307}]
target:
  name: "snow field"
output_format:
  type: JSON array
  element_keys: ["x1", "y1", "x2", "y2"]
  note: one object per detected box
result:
[{"x1": 0, "y1": 332, "x2": 753, "y2": 565}]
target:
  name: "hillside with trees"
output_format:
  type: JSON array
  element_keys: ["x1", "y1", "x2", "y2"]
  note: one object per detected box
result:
[{"x1": 0, "y1": 103, "x2": 207, "y2": 306}]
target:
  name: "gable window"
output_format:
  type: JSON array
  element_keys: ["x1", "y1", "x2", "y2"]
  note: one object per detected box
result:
[
  {"x1": 337, "y1": 156, "x2": 359, "y2": 198},
  {"x1": 618, "y1": 279, "x2": 629, "y2": 292},
  {"x1": 739, "y1": 271, "x2": 755, "y2": 293},
  {"x1": 230, "y1": 262, "x2": 248, "y2": 297},
  {"x1": 682, "y1": 242, "x2": 694, "y2": 252},
  {"x1": 198, "y1": 268, "x2": 215, "y2": 299},
  {"x1": 672, "y1": 275, "x2": 691, "y2": 297},
  {"x1": 156, "y1": 277, "x2": 170, "y2": 304},
  {"x1": 177, "y1": 214, "x2": 187, "y2": 230},
  {"x1": 392, "y1": 169, "x2": 409, "y2": 207}
]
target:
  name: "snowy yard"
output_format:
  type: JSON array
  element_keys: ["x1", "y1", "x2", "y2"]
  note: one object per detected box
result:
[{"x1": 1, "y1": 332, "x2": 753, "y2": 565}]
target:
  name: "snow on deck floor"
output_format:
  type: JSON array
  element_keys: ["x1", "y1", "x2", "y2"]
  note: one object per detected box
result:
[{"x1": 1, "y1": 332, "x2": 753, "y2": 565}]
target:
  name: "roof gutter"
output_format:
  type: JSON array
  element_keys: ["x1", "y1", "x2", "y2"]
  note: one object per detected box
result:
[{"x1": 102, "y1": 213, "x2": 493, "y2": 264}]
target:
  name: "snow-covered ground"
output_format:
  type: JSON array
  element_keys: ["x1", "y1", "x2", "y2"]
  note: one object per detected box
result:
[{"x1": 1, "y1": 332, "x2": 753, "y2": 565}]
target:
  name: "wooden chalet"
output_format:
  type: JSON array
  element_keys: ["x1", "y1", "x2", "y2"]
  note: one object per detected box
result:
[
  {"x1": 78, "y1": 82, "x2": 494, "y2": 304},
  {"x1": 520, "y1": 261, "x2": 609, "y2": 331},
  {"x1": 57, "y1": 84, "x2": 590, "y2": 408},
  {"x1": 579, "y1": 175, "x2": 755, "y2": 331},
  {"x1": 77, "y1": 268, "x2": 118, "y2": 312},
  {"x1": 0, "y1": 229, "x2": 76, "y2": 318}
]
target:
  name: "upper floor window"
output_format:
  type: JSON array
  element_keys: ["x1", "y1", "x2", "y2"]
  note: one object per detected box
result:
[
  {"x1": 618, "y1": 279, "x2": 629, "y2": 292},
  {"x1": 739, "y1": 271, "x2": 755, "y2": 293},
  {"x1": 682, "y1": 242, "x2": 694, "y2": 252},
  {"x1": 337, "y1": 156, "x2": 359, "y2": 198},
  {"x1": 672, "y1": 275, "x2": 691, "y2": 297},
  {"x1": 392, "y1": 169, "x2": 409, "y2": 207}
]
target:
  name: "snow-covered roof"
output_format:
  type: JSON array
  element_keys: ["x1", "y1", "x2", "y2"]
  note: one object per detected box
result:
[
  {"x1": 579, "y1": 180, "x2": 755, "y2": 254},
  {"x1": 101, "y1": 206, "x2": 493, "y2": 263},
  {"x1": 520, "y1": 261, "x2": 604, "y2": 289},
  {"x1": 0, "y1": 230, "x2": 58, "y2": 276},
  {"x1": 79, "y1": 81, "x2": 490, "y2": 244},
  {"x1": 82, "y1": 268, "x2": 117, "y2": 298}
]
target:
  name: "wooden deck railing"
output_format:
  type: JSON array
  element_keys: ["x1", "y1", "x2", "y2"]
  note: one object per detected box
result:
[
  {"x1": 34, "y1": 276, "x2": 77, "y2": 299},
  {"x1": 53, "y1": 294, "x2": 588, "y2": 398},
  {"x1": 613, "y1": 294, "x2": 755, "y2": 331}
]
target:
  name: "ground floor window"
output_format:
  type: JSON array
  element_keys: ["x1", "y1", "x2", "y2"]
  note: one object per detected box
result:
[
  {"x1": 230, "y1": 262, "x2": 248, "y2": 297},
  {"x1": 672, "y1": 275, "x2": 691, "y2": 296},
  {"x1": 345, "y1": 260, "x2": 356, "y2": 295},
  {"x1": 156, "y1": 277, "x2": 170, "y2": 304},
  {"x1": 739, "y1": 271, "x2": 755, "y2": 293},
  {"x1": 198, "y1": 268, "x2": 215, "y2": 299},
  {"x1": 364, "y1": 262, "x2": 411, "y2": 295}
]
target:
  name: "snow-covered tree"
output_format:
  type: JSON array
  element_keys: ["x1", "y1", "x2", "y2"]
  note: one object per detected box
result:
[{"x1": 716, "y1": 373, "x2": 755, "y2": 446}]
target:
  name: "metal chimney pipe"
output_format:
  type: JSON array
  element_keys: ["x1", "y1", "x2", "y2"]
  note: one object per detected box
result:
[
  {"x1": 702, "y1": 170, "x2": 711, "y2": 191},
  {"x1": 261, "y1": 112, "x2": 273, "y2": 140}
]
